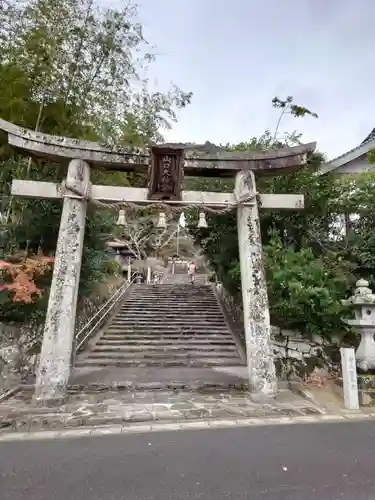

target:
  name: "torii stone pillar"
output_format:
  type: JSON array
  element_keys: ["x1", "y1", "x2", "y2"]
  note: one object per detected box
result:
[
  {"x1": 34, "y1": 159, "x2": 90, "y2": 404},
  {"x1": 235, "y1": 170, "x2": 277, "y2": 399}
]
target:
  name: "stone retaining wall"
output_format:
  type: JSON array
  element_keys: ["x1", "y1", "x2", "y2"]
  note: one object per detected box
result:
[
  {"x1": 0, "y1": 322, "x2": 42, "y2": 392},
  {"x1": 215, "y1": 282, "x2": 340, "y2": 379},
  {"x1": 0, "y1": 282, "x2": 121, "y2": 393}
]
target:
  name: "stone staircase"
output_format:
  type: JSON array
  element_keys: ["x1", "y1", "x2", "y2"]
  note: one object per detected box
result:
[
  {"x1": 161, "y1": 273, "x2": 207, "y2": 285},
  {"x1": 76, "y1": 279, "x2": 244, "y2": 368}
]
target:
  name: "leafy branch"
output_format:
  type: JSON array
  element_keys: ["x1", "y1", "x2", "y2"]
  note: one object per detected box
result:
[{"x1": 272, "y1": 96, "x2": 318, "y2": 143}]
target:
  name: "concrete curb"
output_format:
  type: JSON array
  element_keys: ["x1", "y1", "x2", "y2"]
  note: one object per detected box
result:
[{"x1": 0, "y1": 412, "x2": 374, "y2": 442}]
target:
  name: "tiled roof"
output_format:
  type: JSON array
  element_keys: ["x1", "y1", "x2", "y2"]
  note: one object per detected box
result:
[
  {"x1": 319, "y1": 127, "x2": 375, "y2": 174},
  {"x1": 361, "y1": 128, "x2": 375, "y2": 145}
]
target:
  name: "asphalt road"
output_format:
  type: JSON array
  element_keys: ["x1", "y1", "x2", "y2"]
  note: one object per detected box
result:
[{"x1": 1, "y1": 421, "x2": 375, "y2": 500}]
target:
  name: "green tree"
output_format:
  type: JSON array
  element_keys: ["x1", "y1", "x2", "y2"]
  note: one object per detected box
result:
[
  {"x1": 0, "y1": 0, "x2": 192, "y2": 322},
  {"x1": 271, "y1": 96, "x2": 318, "y2": 144}
]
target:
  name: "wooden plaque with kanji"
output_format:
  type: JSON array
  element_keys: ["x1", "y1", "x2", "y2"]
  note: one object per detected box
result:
[{"x1": 147, "y1": 146, "x2": 184, "y2": 201}]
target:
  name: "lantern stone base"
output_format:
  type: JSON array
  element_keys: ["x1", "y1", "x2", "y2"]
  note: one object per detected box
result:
[
  {"x1": 328, "y1": 376, "x2": 375, "y2": 407},
  {"x1": 357, "y1": 374, "x2": 375, "y2": 406}
]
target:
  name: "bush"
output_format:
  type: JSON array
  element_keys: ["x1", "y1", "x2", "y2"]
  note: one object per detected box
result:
[{"x1": 264, "y1": 235, "x2": 354, "y2": 340}]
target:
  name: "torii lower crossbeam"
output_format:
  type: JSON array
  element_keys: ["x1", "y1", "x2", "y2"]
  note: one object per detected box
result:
[{"x1": 12, "y1": 179, "x2": 304, "y2": 210}]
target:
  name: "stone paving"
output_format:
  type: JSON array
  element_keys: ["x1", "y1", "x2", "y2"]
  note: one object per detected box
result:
[{"x1": 0, "y1": 386, "x2": 323, "y2": 434}]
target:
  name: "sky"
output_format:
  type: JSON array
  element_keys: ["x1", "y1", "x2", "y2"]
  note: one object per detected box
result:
[{"x1": 112, "y1": 0, "x2": 375, "y2": 160}]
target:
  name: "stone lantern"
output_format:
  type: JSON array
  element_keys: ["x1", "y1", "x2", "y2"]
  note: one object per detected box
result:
[{"x1": 342, "y1": 279, "x2": 375, "y2": 371}]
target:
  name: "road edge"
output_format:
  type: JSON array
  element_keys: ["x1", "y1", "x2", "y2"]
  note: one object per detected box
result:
[{"x1": 0, "y1": 412, "x2": 374, "y2": 442}]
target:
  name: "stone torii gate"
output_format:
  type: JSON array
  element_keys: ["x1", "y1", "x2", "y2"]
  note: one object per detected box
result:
[{"x1": 0, "y1": 119, "x2": 315, "y2": 404}]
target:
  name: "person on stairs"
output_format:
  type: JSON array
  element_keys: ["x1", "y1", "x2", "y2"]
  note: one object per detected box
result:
[{"x1": 188, "y1": 261, "x2": 196, "y2": 284}]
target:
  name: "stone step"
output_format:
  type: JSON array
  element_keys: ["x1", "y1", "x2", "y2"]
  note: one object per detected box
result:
[
  {"x1": 103, "y1": 335, "x2": 232, "y2": 341},
  {"x1": 131, "y1": 292, "x2": 212, "y2": 295},
  {"x1": 127, "y1": 294, "x2": 212, "y2": 299},
  {"x1": 161, "y1": 279, "x2": 207, "y2": 283},
  {"x1": 130, "y1": 290, "x2": 212, "y2": 292},
  {"x1": 81, "y1": 354, "x2": 241, "y2": 363},
  {"x1": 100, "y1": 334, "x2": 235, "y2": 341},
  {"x1": 96, "y1": 338, "x2": 236, "y2": 345},
  {"x1": 76, "y1": 358, "x2": 242, "y2": 367},
  {"x1": 91, "y1": 345, "x2": 238, "y2": 352},
  {"x1": 121, "y1": 307, "x2": 220, "y2": 311},
  {"x1": 108, "y1": 320, "x2": 229, "y2": 326},
  {"x1": 116, "y1": 308, "x2": 223, "y2": 314},
  {"x1": 118, "y1": 304, "x2": 223, "y2": 316},
  {"x1": 114, "y1": 317, "x2": 224, "y2": 322},
  {"x1": 86, "y1": 351, "x2": 240, "y2": 360},
  {"x1": 119, "y1": 312, "x2": 222, "y2": 317},
  {"x1": 128, "y1": 290, "x2": 212, "y2": 292},
  {"x1": 121, "y1": 310, "x2": 220, "y2": 313},
  {"x1": 106, "y1": 328, "x2": 231, "y2": 335},
  {"x1": 106, "y1": 330, "x2": 230, "y2": 336},
  {"x1": 105, "y1": 324, "x2": 230, "y2": 336},
  {"x1": 130, "y1": 291, "x2": 210, "y2": 294},
  {"x1": 129, "y1": 285, "x2": 211, "y2": 290},
  {"x1": 122, "y1": 297, "x2": 219, "y2": 309},
  {"x1": 130, "y1": 283, "x2": 209, "y2": 288},
  {"x1": 121, "y1": 302, "x2": 220, "y2": 307},
  {"x1": 103, "y1": 329, "x2": 232, "y2": 334},
  {"x1": 128, "y1": 285, "x2": 215, "y2": 297},
  {"x1": 95, "y1": 345, "x2": 237, "y2": 351},
  {"x1": 90, "y1": 351, "x2": 239, "y2": 359},
  {"x1": 126, "y1": 298, "x2": 213, "y2": 302},
  {"x1": 104, "y1": 328, "x2": 231, "y2": 333},
  {"x1": 120, "y1": 310, "x2": 221, "y2": 315},
  {"x1": 119, "y1": 305, "x2": 221, "y2": 310},
  {"x1": 100, "y1": 341, "x2": 235, "y2": 347},
  {"x1": 110, "y1": 320, "x2": 227, "y2": 327},
  {"x1": 128, "y1": 290, "x2": 214, "y2": 297},
  {"x1": 125, "y1": 301, "x2": 214, "y2": 305}
]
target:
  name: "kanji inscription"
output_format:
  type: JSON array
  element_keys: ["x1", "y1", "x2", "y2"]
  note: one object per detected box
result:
[{"x1": 147, "y1": 146, "x2": 184, "y2": 201}]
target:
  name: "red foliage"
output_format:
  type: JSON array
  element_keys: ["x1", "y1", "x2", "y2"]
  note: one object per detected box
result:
[
  {"x1": 0, "y1": 260, "x2": 12, "y2": 269},
  {"x1": 0, "y1": 256, "x2": 54, "y2": 303}
]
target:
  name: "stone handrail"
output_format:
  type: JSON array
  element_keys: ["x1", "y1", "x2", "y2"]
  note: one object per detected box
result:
[{"x1": 214, "y1": 282, "x2": 245, "y2": 342}]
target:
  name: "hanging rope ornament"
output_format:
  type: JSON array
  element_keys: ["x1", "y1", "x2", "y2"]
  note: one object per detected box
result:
[
  {"x1": 197, "y1": 211, "x2": 208, "y2": 228},
  {"x1": 105, "y1": 194, "x2": 258, "y2": 230},
  {"x1": 116, "y1": 209, "x2": 127, "y2": 226},
  {"x1": 156, "y1": 212, "x2": 167, "y2": 228}
]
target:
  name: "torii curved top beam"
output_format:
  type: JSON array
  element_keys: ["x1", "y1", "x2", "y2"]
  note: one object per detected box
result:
[{"x1": 0, "y1": 118, "x2": 316, "y2": 177}]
